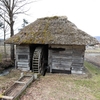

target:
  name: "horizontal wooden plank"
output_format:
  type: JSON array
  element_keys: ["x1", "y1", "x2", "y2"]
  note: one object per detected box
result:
[
  {"x1": 59, "y1": 50, "x2": 72, "y2": 54},
  {"x1": 16, "y1": 46, "x2": 30, "y2": 53},
  {"x1": 72, "y1": 46, "x2": 85, "y2": 50},
  {"x1": 17, "y1": 62, "x2": 29, "y2": 65},
  {"x1": 52, "y1": 61, "x2": 72, "y2": 66},
  {"x1": 52, "y1": 58, "x2": 72, "y2": 62},
  {"x1": 73, "y1": 49, "x2": 84, "y2": 52},
  {"x1": 16, "y1": 50, "x2": 30, "y2": 53},
  {"x1": 18, "y1": 67, "x2": 30, "y2": 71},
  {"x1": 16, "y1": 49, "x2": 29, "y2": 53},
  {"x1": 52, "y1": 57, "x2": 72, "y2": 62},
  {"x1": 71, "y1": 70, "x2": 83, "y2": 74},
  {"x1": 72, "y1": 67, "x2": 83, "y2": 70},
  {"x1": 73, "y1": 53, "x2": 84, "y2": 56},
  {"x1": 72, "y1": 56, "x2": 83, "y2": 59},
  {"x1": 52, "y1": 63, "x2": 71, "y2": 68},
  {"x1": 0, "y1": 96, "x2": 13, "y2": 99},
  {"x1": 52, "y1": 64, "x2": 71, "y2": 70},
  {"x1": 52, "y1": 54, "x2": 72, "y2": 58},
  {"x1": 73, "y1": 52, "x2": 84, "y2": 55},
  {"x1": 72, "y1": 59, "x2": 83, "y2": 63},
  {"x1": 72, "y1": 63, "x2": 83, "y2": 66},
  {"x1": 52, "y1": 50, "x2": 72, "y2": 53},
  {"x1": 17, "y1": 65, "x2": 29, "y2": 68},
  {"x1": 15, "y1": 81, "x2": 26, "y2": 84},
  {"x1": 71, "y1": 64, "x2": 83, "y2": 68},
  {"x1": 50, "y1": 45, "x2": 73, "y2": 49},
  {"x1": 18, "y1": 65, "x2": 30, "y2": 68}
]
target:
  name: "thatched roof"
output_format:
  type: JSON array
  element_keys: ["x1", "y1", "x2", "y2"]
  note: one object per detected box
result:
[{"x1": 5, "y1": 16, "x2": 98, "y2": 45}]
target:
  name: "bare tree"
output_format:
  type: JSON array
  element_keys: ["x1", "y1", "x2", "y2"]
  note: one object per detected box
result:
[
  {"x1": 1, "y1": 14, "x2": 9, "y2": 60},
  {"x1": 0, "y1": 0, "x2": 33, "y2": 61}
]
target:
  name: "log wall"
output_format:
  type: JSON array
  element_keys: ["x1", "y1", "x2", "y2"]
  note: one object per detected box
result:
[
  {"x1": 48, "y1": 45, "x2": 85, "y2": 74},
  {"x1": 15, "y1": 45, "x2": 30, "y2": 71}
]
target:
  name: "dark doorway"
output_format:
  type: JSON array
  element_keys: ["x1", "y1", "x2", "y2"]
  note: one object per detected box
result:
[{"x1": 30, "y1": 44, "x2": 48, "y2": 71}]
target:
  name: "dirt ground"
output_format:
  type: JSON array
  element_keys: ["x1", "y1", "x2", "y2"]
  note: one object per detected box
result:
[{"x1": 19, "y1": 74, "x2": 96, "y2": 100}]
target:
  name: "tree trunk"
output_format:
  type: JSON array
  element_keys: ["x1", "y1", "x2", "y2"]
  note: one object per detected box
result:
[
  {"x1": 4, "y1": 27, "x2": 7, "y2": 59},
  {"x1": 10, "y1": 16, "x2": 14, "y2": 61},
  {"x1": 3, "y1": 13, "x2": 7, "y2": 59},
  {"x1": 10, "y1": 44, "x2": 14, "y2": 61}
]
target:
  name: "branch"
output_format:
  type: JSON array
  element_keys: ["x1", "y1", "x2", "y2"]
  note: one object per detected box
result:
[
  {"x1": 14, "y1": 7, "x2": 30, "y2": 15},
  {"x1": 2, "y1": 0, "x2": 10, "y2": 12},
  {"x1": 0, "y1": 7, "x2": 8, "y2": 15},
  {"x1": 13, "y1": 0, "x2": 36, "y2": 14},
  {"x1": 13, "y1": 2, "x2": 30, "y2": 14},
  {"x1": 0, "y1": 14, "x2": 10, "y2": 25},
  {"x1": 12, "y1": 0, "x2": 15, "y2": 11}
]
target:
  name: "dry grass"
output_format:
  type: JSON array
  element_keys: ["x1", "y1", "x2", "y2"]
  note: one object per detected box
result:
[
  {"x1": 0, "y1": 45, "x2": 10, "y2": 59},
  {"x1": 0, "y1": 62, "x2": 100, "y2": 100},
  {"x1": 85, "y1": 47, "x2": 100, "y2": 67},
  {"x1": 85, "y1": 53, "x2": 100, "y2": 67},
  {"x1": 86, "y1": 47, "x2": 100, "y2": 53},
  {"x1": 19, "y1": 61, "x2": 100, "y2": 100},
  {"x1": 20, "y1": 65, "x2": 100, "y2": 100},
  {"x1": 19, "y1": 73, "x2": 97, "y2": 100},
  {"x1": 0, "y1": 69, "x2": 21, "y2": 94}
]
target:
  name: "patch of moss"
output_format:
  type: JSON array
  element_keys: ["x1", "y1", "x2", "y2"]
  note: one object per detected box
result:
[{"x1": 13, "y1": 36, "x2": 20, "y2": 43}]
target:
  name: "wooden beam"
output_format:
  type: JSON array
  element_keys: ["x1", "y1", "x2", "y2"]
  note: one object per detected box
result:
[
  {"x1": 0, "y1": 95, "x2": 13, "y2": 99},
  {"x1": 15, "y1": 81, "x2": 26, "y2": 84}
]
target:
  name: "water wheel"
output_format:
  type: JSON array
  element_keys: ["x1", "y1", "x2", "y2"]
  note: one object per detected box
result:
[{"x1": 32, "y1": 47, "x2": 45, "y2": 75}]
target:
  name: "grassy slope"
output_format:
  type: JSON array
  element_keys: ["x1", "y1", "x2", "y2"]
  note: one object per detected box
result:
[
  {"x1": 75, "y1": 61, "x2": 100, "y2": 100},
  {"x1": 83, "y1": 62, "x2": 100, "y2": 99}
]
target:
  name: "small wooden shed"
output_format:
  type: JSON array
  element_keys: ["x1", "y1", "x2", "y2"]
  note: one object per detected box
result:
[{"x1": 5, "y1": 16, "x2": 98, "y2": 74}]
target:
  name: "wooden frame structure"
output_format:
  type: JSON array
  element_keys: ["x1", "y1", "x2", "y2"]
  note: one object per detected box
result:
[{"x1": 0, "y1": 75, "x2": 34, "y2": 100}]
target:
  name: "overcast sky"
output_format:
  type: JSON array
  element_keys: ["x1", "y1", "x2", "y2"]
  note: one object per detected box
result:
[
  {"x1": 21, "y1": 0, "x2": 100, "y2": 37},
  {"x1": 1, "y1": 0, "x2": 100, "y2": 38}
]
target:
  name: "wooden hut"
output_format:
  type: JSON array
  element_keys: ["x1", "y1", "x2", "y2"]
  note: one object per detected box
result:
[{"x1": 5, "y1": 16, "x2": 98, "y2": 74}]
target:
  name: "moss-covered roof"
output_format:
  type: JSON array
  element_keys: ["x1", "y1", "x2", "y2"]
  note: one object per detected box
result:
[{"x1": 5, "y1": 16, "x2": 98, "y2": 45}]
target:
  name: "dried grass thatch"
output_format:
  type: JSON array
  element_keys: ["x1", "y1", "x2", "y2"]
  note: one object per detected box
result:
[{"x1": 5, "y1": 16, "x2": 98, "y2": 45}]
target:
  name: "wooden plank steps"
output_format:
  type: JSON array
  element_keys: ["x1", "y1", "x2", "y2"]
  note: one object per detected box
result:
[{"x1": 0, "y1": 75, "x2": 34, "y2": 100}]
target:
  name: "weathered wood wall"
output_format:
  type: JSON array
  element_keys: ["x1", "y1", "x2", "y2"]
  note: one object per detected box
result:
[
  {"x1": 15, "y1": 45, "x2": 30, "y2": 71},
  {"x1": 48, "y1": 45, "x2": 85, "y2": 74},
  {"x1": 71, "y1": 46, "x2": 85, "y2": 74}
]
